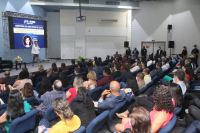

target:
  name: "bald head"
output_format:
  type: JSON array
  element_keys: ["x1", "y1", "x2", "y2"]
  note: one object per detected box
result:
[
  {"x1": 4, "y1": 71, "x2": 10, "y2": 77},
  {"x1": 53, "y1": 80, "x2": 62, "y2": 91},
  {"x1": 109, "y1": 81, "x2": 120, "y2": 92}
]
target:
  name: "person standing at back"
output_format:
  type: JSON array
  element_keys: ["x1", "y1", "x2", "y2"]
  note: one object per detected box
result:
[
  {"x1": 182, "y1": 46, "x2": 187, "y2": 59},
  {"x1": 126, "y1": 47, "x2": 131, "y2": 57},
  {"x1": 141, "y1": 46, "x2": 147, "y2": 58},
  {"x1": 156, "y1": 46, "x2": 163, "y2": 57},
  {"x1": 191, "y1": 44, "x2": 199, "y2": 67},
  {"x1": 132, "y1": 48, "x2": 139, "y2": 58}
]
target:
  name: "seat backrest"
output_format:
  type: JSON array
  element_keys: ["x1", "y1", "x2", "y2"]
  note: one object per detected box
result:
[
  {"x1": 35, "y1": 76, "x2": 44, "y2": 86},
  {"x1": 89, "y1": 86, "x2": 103, "y2": 100},
  {"x1": 114, "y1": 76, "x2": 122, "y2": 82},
  {"x1": 108, "y1": 100, "x2": 126, "y2": 122},
  {"x1": 102, "y1": 83, "x2": 110, "y2": 92},
  {"x1": 86, "y1": 110, "x2": 110, "y2": 133},
  {"x1": 80, "y1": 72, "x2": 86, "y2": 76},
  {"x1": 70, "y1": 97, "x2": 77, "y2": 108},
  {"x1": 62, "y1": 85, "x2": 73, "y2": 92},
  {"x1": 174, "y1": 105, "x2": 183, "y2": 115},
  {"x1": 24, "y1": 97, "x2": 36, "y2": 106},
  {"x1": 138, "y1": 86, "x2": 148, "y2": 95},
  {"x1": 0, "y1": 91, "x2": 10, "y2": 104},
  {"x1": 157, "y1": 114, "x2": 177, "y2": 133},
  {"x1": 68, "y1": 74, "x2": 75, "y2": 81},
  {"x1": 35, "y1": 81, "x2": 42, "y2": 92},
  {"x1": 44, "y1": 105, "x2": 58, "y2": 121},
  {"x1": 7, "y1": 81, "x2": 15, "y2": 86},
  {"x1": 121, "y1": 74, "x2": 131, "y2": 83},
  {"x1": 72, "y1": 126, "x2": 86, "y2": 133},
  {"x1": 8, "y1": 109, "x2": 37, "y2": 133},
  {"x1": 0, "y1": 104, "x2": 7, "y2": 111}
]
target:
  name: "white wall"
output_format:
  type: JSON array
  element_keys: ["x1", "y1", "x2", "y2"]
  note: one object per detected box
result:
[
  {"x1": 47, "y1": 12, "x2": 61, "y2": 58},
  {"x1": 60, "y1": 9, "x2": 128, "y2": 60}
]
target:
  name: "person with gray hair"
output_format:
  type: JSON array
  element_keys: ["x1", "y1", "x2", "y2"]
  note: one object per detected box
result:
[
  {"x1": 136, "y1": 72, "x2": 146, "y2": 90},
  {"x1": 98, "y1": 81, "x2": 130, "y2": 110},
  {"x1": 36, "y1": 79, "x2": 66, "y2": 116},
  {"x1": 4, "y1": 71, "x2": 15, "y2": 83}
]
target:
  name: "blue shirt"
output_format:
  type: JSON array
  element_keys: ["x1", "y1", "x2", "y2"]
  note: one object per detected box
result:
[
  {"x1": 172, "y1": 59, "x2": 176, "y2": 64},
  {"x1": 98, "y1": 90, "x2": 130, "y2": 110},
  {"x1": 93, "y1": 66, "x2": 103, "y2": 79}
]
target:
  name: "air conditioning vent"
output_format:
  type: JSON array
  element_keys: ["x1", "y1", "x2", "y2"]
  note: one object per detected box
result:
[
  {"x1": 99, "y1": 19, "x2": 118, "y2": 22},
  {"x1": 106, "y1": 1, "x2": 120, "y2": 5}
]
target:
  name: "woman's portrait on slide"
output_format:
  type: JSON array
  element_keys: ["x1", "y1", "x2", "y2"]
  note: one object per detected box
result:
[{"x1": 23, "y1": 35, "x2": 32, "y2": 48}]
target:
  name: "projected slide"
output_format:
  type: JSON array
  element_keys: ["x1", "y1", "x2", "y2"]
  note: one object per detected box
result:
[{"x1": 10, "y1": 18, "x2": 46, "y2": 49}]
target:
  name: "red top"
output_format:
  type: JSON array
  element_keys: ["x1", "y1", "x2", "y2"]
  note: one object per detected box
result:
[
  {"x1": 186, "y1": 74, "x2": 190, "y2": 81},
  {"x1": 67, "y1": 87, "x2": 77, "y2": 104},
  {"x1": 97, "y1": 76, "x2": 113, "y2": 87},
  {"x1": 122, "y1": 57, "x2": 127, "y2": 62}
]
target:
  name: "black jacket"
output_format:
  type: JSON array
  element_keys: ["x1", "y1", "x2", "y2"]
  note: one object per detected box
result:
[
  {"x1": 151, "y1": 68, "x2": 162, "y2": 78},
  {"x1": 32, "y1": 71, "x2": 47, "y2": 85},
  {"x1": 111, "y1": 71, "x2": 121, "y2": 80},
  {"x1": 49, "y1": 73, "x2": 60, "y2": 84}
]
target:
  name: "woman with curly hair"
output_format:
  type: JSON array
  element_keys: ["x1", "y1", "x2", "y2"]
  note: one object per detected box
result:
[
  {"x1": 115, "y1": 86, "x2": 174, "y2": 133},
  {"x1": 21, "y1": 83, "x2": 34, "y2": 99},
  {"x1": 71, "y1": 87, "x2": 96, "y2": 127}
]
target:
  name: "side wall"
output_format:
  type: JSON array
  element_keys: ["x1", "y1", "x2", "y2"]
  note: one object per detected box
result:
[{"x1": 0, "y1": 0, "x2": 46, "y2": 63}]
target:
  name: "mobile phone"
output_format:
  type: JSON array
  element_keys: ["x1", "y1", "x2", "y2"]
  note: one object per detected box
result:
[{"x1": 41, "y1": 125, "x2": 49, "y2": 133}]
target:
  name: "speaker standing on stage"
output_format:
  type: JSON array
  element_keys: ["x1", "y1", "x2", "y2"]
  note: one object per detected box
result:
[
  {"x1": 192, "y1": 44, "x2": 199, "y2": 67},
  {"x1": 31, "y1": 41, "x2": 40, "y2": 66},
  {"x1": 126, "y1": 47, "x2": 131, "y2": 57},
  {"x1": 141, "y1": 46, "x2": 147, "y2": 58},
  {"x1": 182, "y1": 46, "x2": 187, "y2": 59}
]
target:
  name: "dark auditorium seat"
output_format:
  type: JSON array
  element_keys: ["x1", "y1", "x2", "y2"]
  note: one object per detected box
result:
[{"x1": 0, "y1": 57, "x2": 13, "y2": 72}]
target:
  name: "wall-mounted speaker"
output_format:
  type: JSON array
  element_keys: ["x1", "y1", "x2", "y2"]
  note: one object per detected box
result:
[
  {"x1": 168, "y1": 25, "x2": 172, "y2": 30},
  {"x1": 168, "y1": 41, "x2": 174, "y2": 48},
  {"x1": 124, "y1": 41, "x2": 129, "y2": 47}
]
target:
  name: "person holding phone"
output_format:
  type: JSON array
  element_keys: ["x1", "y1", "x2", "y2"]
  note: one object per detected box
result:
[{"x1": 31, "y1": 40, "x2": 40, "y2": 66}]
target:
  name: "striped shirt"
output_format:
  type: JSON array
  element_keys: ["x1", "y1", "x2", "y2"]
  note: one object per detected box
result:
[{"x1": 36, "y1": 90, "x2": 66, "y2": 116}]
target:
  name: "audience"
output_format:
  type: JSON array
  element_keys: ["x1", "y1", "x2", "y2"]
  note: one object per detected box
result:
[
  {"x1": 0, "y1": 78, "x2": 11, "y2": 92},
  {"x1": 67, "y1": 76, "x2": 83, "y2": 104},
  {"x1": 36, "y1": 80, "x2": 66, "y2": 116},
  {"x1": 59, "y1": 62, "x2": 68, "y2": 73},
  {"x1": 4, "y1": 71, "x2": 15, "y2": 83},
  {"x1": 72, "y1": 87, "x2": 96, "y2": 128},
  {"x1": 143, "y1": 68, "x2": 151, "y2": 84},
  {"x1": 78, "y1": 62, "x2": 85, "y2": 72},
  {"x1": 32, "y1": 65, "x2": 47, "y2": 86},
  {"x1": 49, "y1": 66, "x2": 60, "y2": 84},
  {"x1": 98, "y1": 81, "x2": 130, "y2": 110},
  {"x1": 83, "y1": 70, "x2": 97, "y2": 90},
  {"x1": 69, "y1": 67, "x2": 85, "y2": 85},
  {"x1": 120, "y1": 63, "x2": 130, "y2": 79},
  {"x1": 111, "y1": 63, "x2": 121, "y2": 80},
  {"x1": 182, "y1": 64, "x2": 193, "y2": 81},
  {"x1": 97, "y1": 67, "x2": 113, "y2": 87},
  {"x1": 150, "y1": 62, "x2": 162, "y2": 78},
  {"x1": 37, "y1": 77, "x2": 52, "y2": 98},
  {"x1": 68, "y1": 60, "x2": 77, "y2": 74},
  {"x1": 172, "y1": 56, "x2": 177, "y2": 64},
  {"x1": 130, "y1": 60, "x2": 142, "y2": 73},
  {"x1": 116, "y1": 107, "x2": 151, "y2": 133},
  {"x1": 46, "y1": 68, "x2": 52, "y2": 78},
  {"x1": 173, "y1": 70, "x2": 187, "y2": 94},
  {"x1": 13, "y1": 70, "x2": 32, "y2": 90},
  {"x1": 161, "y1": 59, "x2": 169, "y2": 71},
  {"x1": 38, "y1": 97, "x2": 81, "y2": 133},
  {"x1": 120, "y1": 76, "x2": 139, "y2": 95},
  {"x1": 93, "y1": 60, "x2": 103, "y2": 80},
  {"x1": 0, "y1": 90, "x2": 32, "y2": 132},
  {"x1": 21, "y1": 83, "x2": 34, "y2": 99},
  {"x1": 136, "y1": 72, "x2": 146, "y2": 90},
  {"x1": 178, "y1": 54, "x2": 185, "y2": 68},
  {"x1": 59, "y1": 72, "x2": 69, "y2": 88},
  {"x1": 51, "y1": 62, "x2": 57, "y2": 68}
]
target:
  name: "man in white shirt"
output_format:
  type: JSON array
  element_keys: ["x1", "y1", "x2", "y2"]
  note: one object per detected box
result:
[
  {"x1": 173, "y1": 70, "x2": 187, "y2": 94},
  {"x1": 161, "y1": 59, "x2": 169, "y2": 71},
  {"x1": 31, "y1": 41, "x2": 40, "y2": 66}
]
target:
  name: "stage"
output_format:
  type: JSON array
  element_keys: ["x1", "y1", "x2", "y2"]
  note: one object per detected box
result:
[{"x1": 0, "y1": 59, "x2": 72, "y2": 77}]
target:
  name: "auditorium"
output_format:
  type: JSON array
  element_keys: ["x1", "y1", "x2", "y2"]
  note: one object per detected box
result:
[{"x1": 0, "y1": 0, "x2": 200, "y2": 132}]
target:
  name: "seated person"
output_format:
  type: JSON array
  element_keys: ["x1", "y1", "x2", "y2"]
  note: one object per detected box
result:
[
  {"x1": 4, "y1": 71, "x2": 15, "y2": 83},
  {"x1": 178, "y1": 54, "x2": 185, "y2": 69},
  {"x1": 116, "y1": 87, "x2": 174, "y2": 133},
  {"x1": 32, "y1": 65, "x2": 47, "y2": 86},
  {"x1": 120, "y1": 63, "x2": 130, "y2": 79},
  {"x1": 117, "y1": 107, "x2": 151, "y2": 133},
  {"x1": 143, "y1": 68, "x2": 151, "y2": 85},
  {"x1": 49, "y1": 66, "x2": 60, "y2": 84},
  {"x1": 37, "y1": 77, "x2": 53, "y2": 98},
  {"x1": 78, "y1": 62, "x2": 85, "y2": 73},
  {"x1": 147, "y1": 57, "x2": 153, "y2": 67},
  {"x1": 97, "y1": 67, "x2": 113, "y2": 87},
  {"x1": 68, "y1": 60, "x2": 78, "y2": 74},
  {"x1": 182, "y1": 64, "x2": 193, "y2": 81},
  {"x1": 172, "y1": 56, "x2": 177, "y2": 64},
  {"x1": 161, "y1": 59, "x2": 169, "y2": 71},
  {"x1": 97, "y1": 81, "x2": 130, "y2": 110},
  {"x1": 38, "y1": 97, "x2": 81, "y2": 133},
  {"x1": 59, "y1": 62, "x2": 68, "y2": 73},
  {"x1": 36, "y1": 80, "x2": 66, "y2": 116},
  {"x1": 21, "y1": 83, "x2": 34, "y2": 99},
  {"x1": 67, "y1": 76, "x2": 83, "y2": 104},
  {"x1": 93, "y1": 60, "x2": 103, "y2": 80},
  {"x1": 83, "y1": 70, "x2": 97, "y2": 90},
  {"x1": 72, "y1": 87, "x2": 96, "y2": 128},
  {"x1": 13, "y1": 70, "x2": 32, "y2": 90},
  {"x1": 69, "y1": 67, "x2": 85, "y2": 85},
  {"x1": 0, "y1": 78, "x2": 12, "y2": 92},
  {"x1": 120, "y1": 76, "x2": 139, "y2": 95},
  {"x1": 59, "y1": 72, "x2": 69, "y2": 88},
  {"x1": 111, "y1": 63, "x2": 121, "y2": 80},
  {"x1": 136, "y1": 72, "x2": 146, "y2": 90},
  {"x1": 46, "y1": 68, "x2": 52, "y2": 78},
  {"x1": 150, "y1": 62, "x2": 162, "y2": 78},
  {"x1": 16, "y1": 67, "x2": 33, "y2": 80},
  {"x1": 130, "y1": 60, "x2": 142, "y2": 73},
  {"x1": 168, "y1": 57, "x2": 173, "y2": 67},
  {"x1": 0, "y1": 90, "x2": 32, "y2": 132}
]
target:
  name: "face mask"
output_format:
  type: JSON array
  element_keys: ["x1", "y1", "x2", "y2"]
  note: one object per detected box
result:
[
  {"x1": 162, "y1": 62, "x2": 163, "y2": 65},
  {"x1": 158, "y1": 48, "x2": 160, "y2": 50},
  {"x1": 173, "y1": 78, "x2": 176, "y2": 83},
  {"x1": 136, "y1": 77, "x2": 138, "y2": 81}
]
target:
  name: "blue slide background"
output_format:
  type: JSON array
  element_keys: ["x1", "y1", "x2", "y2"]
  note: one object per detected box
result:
[{"x1": 13, "y1": 18, "x2": 45, "y2": 49}]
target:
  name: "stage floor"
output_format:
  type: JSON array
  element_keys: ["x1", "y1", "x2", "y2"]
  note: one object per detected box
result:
[{"x1": 0, "y1": 59, "x2": 72, "y2": 77}]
